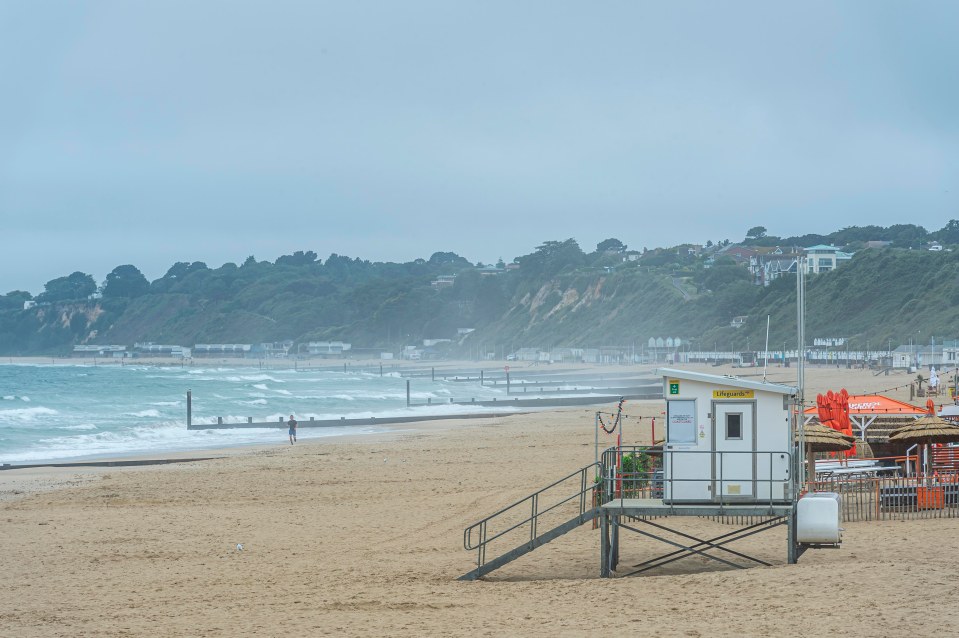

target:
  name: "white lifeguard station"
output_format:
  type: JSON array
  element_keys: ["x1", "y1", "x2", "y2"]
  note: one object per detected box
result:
[
  {"x1": 660, "y1": 368, "x2": 795, "y2": 504},
  {"x1": 460, "y1": 368, "x2": 841, "y2": 580}
]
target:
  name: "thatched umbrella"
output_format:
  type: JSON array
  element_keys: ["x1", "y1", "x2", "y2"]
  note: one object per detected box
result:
[
  {"x1": 888, "y1": 415, "x2": 959, "y2": 478},
  {"x1": 797, "y1": 422, "x2": 855, "y2": 486}
]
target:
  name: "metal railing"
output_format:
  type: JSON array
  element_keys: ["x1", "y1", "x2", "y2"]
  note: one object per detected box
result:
[
  {"x1": 462, "y1": 446, "x2": 793, "y2": 575},
  {"x1": 809, "y1": 471, "x2": 959, "y2": 522},
  {"x1": 463, "y1": 462, "x2": 601, "y2": 570},
  {"x1": 600, "y1": 446, "x2": 794, "y2": 509}
]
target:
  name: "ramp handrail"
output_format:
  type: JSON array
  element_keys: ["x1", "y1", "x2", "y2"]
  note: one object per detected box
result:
[{"x1": 463, "y1": 462, "x2": 601, "y2": 562}]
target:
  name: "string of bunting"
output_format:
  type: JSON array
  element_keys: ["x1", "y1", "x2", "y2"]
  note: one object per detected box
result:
[
  {"x1": 598, "y1": 397, "x2": 626, "y2": 433},
  {"x1": 852, "y1": 365, "x2": 959, "y2": 397}
]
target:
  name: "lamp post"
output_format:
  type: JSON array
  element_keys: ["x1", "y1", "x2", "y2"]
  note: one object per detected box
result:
[{"x1": 916, "y1": 330, "x2": 921, "y2": 369}]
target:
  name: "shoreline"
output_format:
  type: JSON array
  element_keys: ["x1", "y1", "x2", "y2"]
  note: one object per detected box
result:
[
  {"x1": 0, "y1": 354, "x2": 645, "y2": 371},
  {"x1": 1, "y1": 358, "x2": 665, "y2": 467},
  {"x1": 0, "y1": 359, "x2": 928, "y2": 495},
  {"x1": 1, "y1": 359, "x2": 928, "y2": 469},
  {"x1": 0, "y1": 407, "x2": 542, "y2": 504}
]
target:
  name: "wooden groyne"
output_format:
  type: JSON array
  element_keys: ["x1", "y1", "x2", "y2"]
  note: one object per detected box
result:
[
  {"x1": 184, "y1": 368, "x2": 664, "y2": 431},
  {"x1": 408, "y1": 392, "x2": 661, "y2": 409},
  {"x1": 1, "y1": 457, "x2": 221, "y2": 471},
  {"x1": 186, "y1": 411, "x2": 524, "y2": 431},
  {"x1": 187, "y1": 395, "x2": 662, "y2": 431}
]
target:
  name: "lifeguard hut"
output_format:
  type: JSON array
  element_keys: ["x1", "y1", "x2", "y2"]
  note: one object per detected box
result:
[
  {"x1": 660, "y1": 368, "x2": 794, "y2": 503},
  {"x1": 460, "y1": 369, "x2": 839, "y2": 580}
]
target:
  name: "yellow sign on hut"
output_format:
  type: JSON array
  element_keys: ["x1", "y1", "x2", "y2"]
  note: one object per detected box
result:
[{"x1": 712, "y1": 389, "x2": 755, "y2": 400}]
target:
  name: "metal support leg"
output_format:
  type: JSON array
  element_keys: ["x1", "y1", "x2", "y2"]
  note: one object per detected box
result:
[
  {"x1": 787, "y1": 508, "x2": 797, "y2": 564},
  {"x1": 787, "y1": 505, "x2": 807, "y2": 563},
  {"x1": 600, "y1": 513, "x2": 610, "y2": 577},
  {"x1": 611, "y1": 516, "x2": 620, "y2": 572}
]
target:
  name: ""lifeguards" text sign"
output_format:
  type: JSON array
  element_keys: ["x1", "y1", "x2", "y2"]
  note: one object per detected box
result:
[{"x1": 712, "y1": 389, "x2": 754, "y2": 399}]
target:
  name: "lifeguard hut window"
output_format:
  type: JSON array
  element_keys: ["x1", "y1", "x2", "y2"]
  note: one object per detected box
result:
[{"x1": 726, "y1": 413, "x2": 743, "y2": 440}]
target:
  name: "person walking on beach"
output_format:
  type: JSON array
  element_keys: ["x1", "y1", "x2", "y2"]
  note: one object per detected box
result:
[{"x1": 288, "y1": 414, "x2": 297, "y2": 445}]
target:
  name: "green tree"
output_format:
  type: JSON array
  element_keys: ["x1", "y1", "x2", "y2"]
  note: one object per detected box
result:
[
  {"x1": 640, "y1": 249, "x2": 680, "y2": 268},
  {"x1": 102, "y1": 265, "x2": 149, "y2": 298},
  {"x1": 713, "y1": 281, "x2": 760, "y2": 319},
  {"x1": 275, "y1": 251, "x2": 318, "y2": 267},
  {"x1": 162, "y1": 261, "x2": 208, "y2": 280},
  {"x1": 933, "y1": 220, "x2": 959, "y2": 245},
  {"x1": 887, "y1": 224, "x2": 927, "y2": 249},
  {"x1": 596, "y1": 238, "x2": 627, "y2": 253},
  {"x1": 746, "y1": 226, "x2": 767, "y2": 240},
  {"x1": 701, "y1": 260, "x2": 749, "y2": 291},
  {"x1": 428, "y1": 251, "x2": 471, "y2": 267},
  {"x1": 36, "y1": 272, "x2": 96, "y2": 303},
  {"x1": 515, "y1": 239, "x2": 585, "y2": 279},
  {"x1": 0, "y1": 290, "x2": 32, "y2": 311}
]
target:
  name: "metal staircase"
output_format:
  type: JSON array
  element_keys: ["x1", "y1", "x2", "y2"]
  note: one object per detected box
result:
[{"x1": 459, "y1": 462, "x2": 601, "y2": 580}]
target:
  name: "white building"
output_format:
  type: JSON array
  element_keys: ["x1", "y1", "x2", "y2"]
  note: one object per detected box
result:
[
  {"x1": 193, "y1": 344, "x2": 251, "y2": 357},
  {"x1": 72, "y1": 344, "x2": 127, "y2": 358},
  {"x1": 306, "y1": 341, "x2": 352, "y2": 356},
  {"x1": 804, "y1": 245, "x2": 853, "y2": 274},
  {"x1": 134, "y1": 343, "x2": 191, "y2": 358}
]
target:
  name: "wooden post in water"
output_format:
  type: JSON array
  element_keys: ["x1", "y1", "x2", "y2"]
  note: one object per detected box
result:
[
  {"x1": 506, "y1": 372, "x2": 510, "y2": 395},
  {"x1": 431, "y1": 367, "x2": 435, "y2": 382},
  {"x1": 406, "y1": 380, "x2": 411, "y2": 407},
  {"x1": 187, "y1": 390, "x2": 192, "y2": 428},
  {"x1": 480, "y1": 370, "x2": 484, "y2": 386}
]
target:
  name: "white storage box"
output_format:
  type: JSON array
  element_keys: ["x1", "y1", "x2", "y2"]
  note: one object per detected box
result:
[{"x1": 797, "y1": 492, "x2": 842, "y2": 544}]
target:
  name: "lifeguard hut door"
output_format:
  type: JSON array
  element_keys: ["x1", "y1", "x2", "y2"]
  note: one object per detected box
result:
[
  {"x1": 664, "y1": 398, "x2": 710, "y2": 501},
  {"x1": 712, "y1": 400, "x2": 756, "y2": 500}
]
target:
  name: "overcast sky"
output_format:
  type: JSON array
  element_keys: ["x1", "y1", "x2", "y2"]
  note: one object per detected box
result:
[{"x1": 2, "y1": 1, "x2": 958, "y2": 294}]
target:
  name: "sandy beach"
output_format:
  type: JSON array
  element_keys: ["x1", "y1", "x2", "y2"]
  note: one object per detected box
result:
[{"x1": 3, "y1": 362, "x2": 958, "y2": 637}]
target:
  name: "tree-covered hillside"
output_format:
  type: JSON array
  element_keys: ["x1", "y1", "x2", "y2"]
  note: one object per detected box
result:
[{"x1": 3, "y1": 222, "x2": 959, "y2": 356}]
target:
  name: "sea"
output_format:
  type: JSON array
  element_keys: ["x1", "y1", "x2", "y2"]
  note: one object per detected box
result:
[{"x1": 0, "y1": 363, "x2": 509, "y2": 464}]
